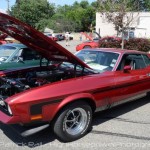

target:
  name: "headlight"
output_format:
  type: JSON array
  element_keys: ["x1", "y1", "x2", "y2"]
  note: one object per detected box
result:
[{"x1": 7, "y1": 105, "x2": 13, "y2": 115}]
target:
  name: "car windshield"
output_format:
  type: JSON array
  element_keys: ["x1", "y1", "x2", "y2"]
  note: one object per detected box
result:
[
  {"x1": 0, "y1": 45, "x2": 16, "y2": 62},
  {"x1": 76, "y1": 50, "x2": 119, "y2": 72}
]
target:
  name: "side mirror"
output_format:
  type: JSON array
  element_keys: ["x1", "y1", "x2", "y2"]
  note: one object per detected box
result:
[{"x1": 124, "y1": 65, "x2": 131, "y2": 72}]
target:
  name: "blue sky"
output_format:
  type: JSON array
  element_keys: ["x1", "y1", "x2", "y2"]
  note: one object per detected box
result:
[{"x1": 0, "y1": 0, "x2": 95, "y2": 11}]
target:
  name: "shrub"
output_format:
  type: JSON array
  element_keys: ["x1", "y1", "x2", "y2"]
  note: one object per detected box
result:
[
  {"x1": 125, "y1": 38, "x2": 150, "y2": 52},
  {"x1": 99, "y1": 36, "x2": 122, "y2": 48},
  {"x1": 99, "y1": 36, "x2": 150, "y2": 52}
]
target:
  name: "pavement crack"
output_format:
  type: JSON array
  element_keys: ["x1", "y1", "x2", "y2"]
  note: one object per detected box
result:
[
  {"x1": 91, "y1": 130, "x2": 150, "y2": 141},
  {"x1": 97, "y1": 117, "x2": 150, "y2": 125}
]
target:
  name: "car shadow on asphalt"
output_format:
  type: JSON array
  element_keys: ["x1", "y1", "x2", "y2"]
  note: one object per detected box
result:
[
  {"x1": 0, "y1": 123, "x2": 56, "y2": 148},
  {"x1": 91, "y1": 95, "x2": 150, "y2": 140},
  {"x1": 0, "y1": 96, "x2": 149, "y2": 147}
]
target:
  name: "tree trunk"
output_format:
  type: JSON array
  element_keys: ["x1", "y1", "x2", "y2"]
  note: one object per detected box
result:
[{"x1": 121, "y1": 31, "x2": 124, "y2": 49}]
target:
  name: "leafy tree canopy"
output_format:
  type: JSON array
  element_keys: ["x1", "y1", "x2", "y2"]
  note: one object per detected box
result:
[
  {"x1": 11, "y1": 0, "x2": 150, "y2": 32},
  {"x1": 11, "y1": 0, "x2": 55, "y2": 30},
  {"x1": 11, "y1": 0, "x2": 96, "y2": 32}
]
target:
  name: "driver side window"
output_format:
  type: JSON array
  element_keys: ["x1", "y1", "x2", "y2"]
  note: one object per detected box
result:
[
  {"x1": 10, "y1": 49, "x2": 22, "y2": 62},
  {"x1": 20, "y1": 48, "x2": 40, "y2": 61},
  {"x1": 117, "y1": 54, "x2": 146, "y2": 71},
  {"x1": 10, "y1": 48, "x2": 41, "y2": 62}
]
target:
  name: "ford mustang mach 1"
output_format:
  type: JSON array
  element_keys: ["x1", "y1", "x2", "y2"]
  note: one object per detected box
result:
[{"x1": 0, "y1": 13, "x2": 150, "y2": 142}]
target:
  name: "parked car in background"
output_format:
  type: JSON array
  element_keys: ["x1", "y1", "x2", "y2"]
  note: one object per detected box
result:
[
  {"x1": 76, "y1": 31, "x2": 101, "y2": 51},
  {"x1": 44, "y1": 33, "x2": 58, "y2": 41},
  {"x1": 76, "y1": 36, "x2": 121, "y2": 51},
  {"x1": 55, "y1": 34, "x2": 65, "y2": 41},
  {"x1": 0, "y1": 13, "x2": 150, "y2": 143},
  {"x1": 76, "y1": 39, "x2": 100, "y2": 51},
  {"x1": 0, "y1": 43, "x2": 40, "y2": 70},
  {"x1": 5, "y1": 35, "x2": 19, "y2": 43},
  {"x1": 0, "y1": 33, "x2": 7, "y2": 44},
  {"x1": 0, "y1": 39, "x2": 6, "y2": 44},
  {"x1": 0, "y1": 33, "x2": 19, "y2": 44}
]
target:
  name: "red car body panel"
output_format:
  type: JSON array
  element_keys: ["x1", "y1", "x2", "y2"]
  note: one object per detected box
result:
[
  {"x1": 0, "y1": 110, "x2": 20, "y2": 124},
  {"x1": 0, "y1": 33, "x2": 7, "y2": 44},
  {"x1": 0, "y1": 13, "x2": 150, "y2": 128},
  {"x1": 76, "y1": 40, "x2": 99, "y2": 51},
  {"x1": 0, "y1": 40, "x2": 6, "y2": 44},
  {"x1": 4, "y1": 70, "x2": 114, "y2": 123}
]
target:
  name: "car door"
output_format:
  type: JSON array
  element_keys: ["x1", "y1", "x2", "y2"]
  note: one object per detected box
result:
[{"x1": 110, "y1": 53, "x2": 149, "y2": 107}]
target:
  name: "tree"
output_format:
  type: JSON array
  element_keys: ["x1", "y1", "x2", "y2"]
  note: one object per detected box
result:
[
  {"x1": 97, "y1": 0, "x2": 137, "y2": 49},
  {"x1": 54, "y1": 2, "x2": 96, "y2": 32},
  {"x1": 80, "y1": 0, "x2": 89, "y2": 9},
  {"x1": 11, "y1": 0, "x2": 55, "y2": 31},
  {"x1": 48, "y1": 13, "x2": 77, "y2": 32},
  {"x1": 91, "y1": 1, "x2": 99, "y2": 9},
  {"x1": 129, "y1": 0, "x2": 150, "y2": 11},
  {"x1": 11, "y1": 0, "x2": 96, "y2": 32}
]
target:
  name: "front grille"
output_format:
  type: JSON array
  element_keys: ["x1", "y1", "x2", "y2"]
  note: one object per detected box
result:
[
  {"x1": 0, "y1": 104, "x2": 11, "y2": 116},
  {"x1": 0, "y1": 98, "x2": 11, "y2": 116}
]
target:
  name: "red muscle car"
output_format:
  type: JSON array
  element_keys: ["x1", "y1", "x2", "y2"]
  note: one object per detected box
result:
[
  {"x1": 0, "y1": 13, "x2": 150, "y2": 142},
  {"x1": 76, "y1": 32, "x2": 100, "y2": 51},
  {"x1": 76, "y1": 39, "x2": 99, "y2": 51},
  {"x1": 76, "y1": 36, "x2": 121, "y2": 51}
]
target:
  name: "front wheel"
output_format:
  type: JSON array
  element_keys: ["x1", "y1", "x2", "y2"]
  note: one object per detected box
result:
[
  {"x1": 52, "y1": 101, "x2": 92, "y2": 142},
  {"x1": 83, "y1": 45, "x2": 91, "y2": 49}
]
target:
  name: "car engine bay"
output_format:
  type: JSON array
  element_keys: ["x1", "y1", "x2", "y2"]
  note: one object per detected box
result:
[{"x1": 0, "y1": 63, "x2": 95, "y2": 99}]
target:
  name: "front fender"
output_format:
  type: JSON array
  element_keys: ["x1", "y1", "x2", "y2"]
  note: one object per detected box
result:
[
  {"x1": 42, "y1": 92, "x2": 96, "y2": 122},
  {"x1": 58, "y1": 92, "x2": 96, "y2": 110}
]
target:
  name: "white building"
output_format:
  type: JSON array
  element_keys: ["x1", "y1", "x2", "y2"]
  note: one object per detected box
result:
[{"x1": 96, "y1": 12, "x2": 150, "y2": 39}]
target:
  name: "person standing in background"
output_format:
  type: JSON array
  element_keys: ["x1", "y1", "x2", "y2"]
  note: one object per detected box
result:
[
  {"x1": 65, "y1": 32, "x2": 70, "y2": 46},
  {"x1": 79, "y1": 34, "x2": 82, "y2": 41}
]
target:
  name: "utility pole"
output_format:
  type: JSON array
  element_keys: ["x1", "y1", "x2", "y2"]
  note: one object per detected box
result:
[{"x1": 6, "y1": 0, "x2": 10, "y2": 14}]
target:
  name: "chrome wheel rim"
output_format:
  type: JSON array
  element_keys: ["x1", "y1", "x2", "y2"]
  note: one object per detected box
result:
[{"x1": 63, "y1": 108, "x2": 88, "y2": 135}]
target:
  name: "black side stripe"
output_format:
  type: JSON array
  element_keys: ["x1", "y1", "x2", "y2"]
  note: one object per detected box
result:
[
  {"x1": 30, "y1": 78, "x2": 150, "y2": 115},
  {"x1": 92, "y1": 78, "x2": 150, "y2": 94},
  {"x1": 30, "y1": 99, "x2": 62, "y2": 115}
]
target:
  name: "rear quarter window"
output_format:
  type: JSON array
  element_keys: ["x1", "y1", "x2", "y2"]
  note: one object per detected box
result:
[{"x1": 142, "y1": 55, "x2": 150, "y2": 66}]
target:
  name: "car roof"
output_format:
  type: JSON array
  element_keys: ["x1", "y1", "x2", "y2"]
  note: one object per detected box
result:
[
  {"x1": 82, "y1": 48, "x2": 147, "y2": 55},
  {"x1": 2, "y1": 43, "x2": 27, "y2": 48}
]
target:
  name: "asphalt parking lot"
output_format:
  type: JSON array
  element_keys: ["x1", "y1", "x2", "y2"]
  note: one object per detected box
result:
[
  {"x1": 57, "y1": 39, "x2": 82, "y2": 54},
  {"x1": 0, "y1": 40, "x2": 150, "y2": 150}
]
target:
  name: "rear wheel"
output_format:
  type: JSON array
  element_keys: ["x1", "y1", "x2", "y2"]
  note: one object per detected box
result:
[{"x1": 52, "y1": 101, "x2": 92, "y2": 142}]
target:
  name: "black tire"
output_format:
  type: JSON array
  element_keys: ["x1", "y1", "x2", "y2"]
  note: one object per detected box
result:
[
  {"x1": 83, "y1": 46, "x2": 91, "y2": 49},
  {"x1": 52, "y1": 101, "x2": 92, "y2": 142}
]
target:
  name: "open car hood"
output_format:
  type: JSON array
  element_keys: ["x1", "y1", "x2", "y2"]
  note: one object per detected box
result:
[
  {"x1": 0, "y1": 13, "x2": 89, "y2": 68},
  {"x1": 81, "y1": 31, "x2": 101, "y2": 41}
]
